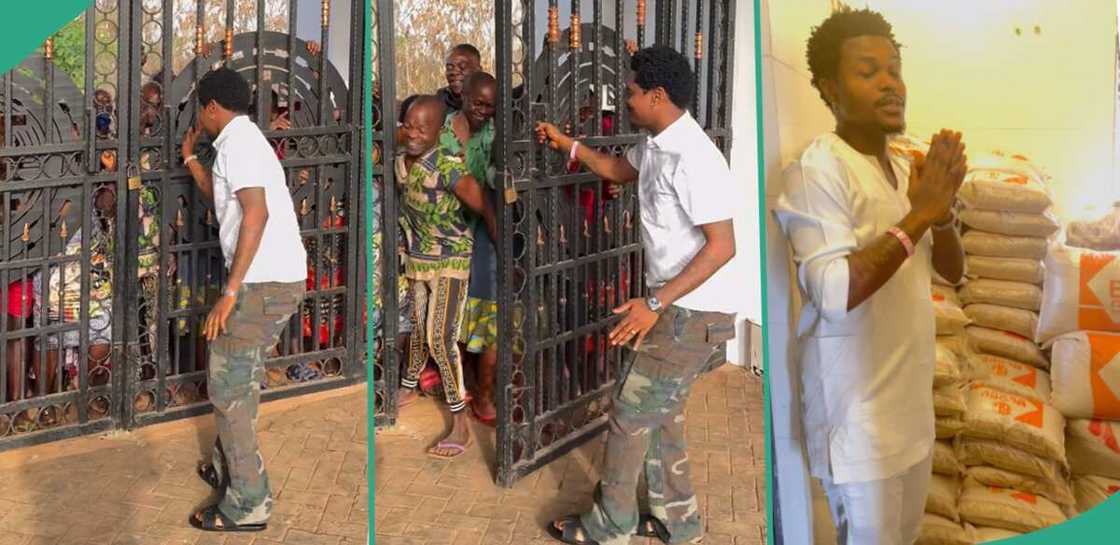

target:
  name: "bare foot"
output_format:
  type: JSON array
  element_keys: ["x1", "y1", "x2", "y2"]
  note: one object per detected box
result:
[{"x1": 427, "y1": 411, "x2": 472, "y2": 458}]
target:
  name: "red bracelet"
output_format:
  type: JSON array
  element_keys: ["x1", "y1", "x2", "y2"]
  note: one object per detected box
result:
[
  {"x1": 887, "y1": 226, "x2": 916, "y2": 257},
  {"x1": 566, "y1": 141, "x2": 581, "y2": 172}
]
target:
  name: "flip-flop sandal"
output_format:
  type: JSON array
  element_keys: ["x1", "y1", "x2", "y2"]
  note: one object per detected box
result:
[
  {"x1": 636, "y1": 513, "x2": 671, "y2": 542},
  {"x1": 197, "y1": 462, "x2": 223, "y2": 489},
  {"x1": 426, "y1": 436, "x2": 473, "y2": 460},
  {"x1": 188, "y1": 505, "x2": 267, "y2": 533},
  {"x1": 545, "y1": 515, "x2": 599, "y2": 545}
]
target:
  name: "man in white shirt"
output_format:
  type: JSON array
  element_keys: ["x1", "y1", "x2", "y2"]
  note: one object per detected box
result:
[
  {"x1": 537, "y1": 46, "x2": 742, "y2": 545},
  {"x1": 773, "y1": 8, "x2": 967, "y2": 544},
  {"x1": 180, "y1": 67, "x2": 308, "y2": 533}
]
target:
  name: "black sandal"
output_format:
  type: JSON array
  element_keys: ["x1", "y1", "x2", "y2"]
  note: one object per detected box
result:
[
  {"x1": 188, "y1": 505, "x2": 267, "y2": 533},
  {"x1": 637, "y1": 513, "x2": 671, "y2": 543},
  {"x1": 197, "y1": 463, "x2": 223, "y2": 489},
  {"x1": 546, "y1": 515, "x2": 599, "y2": 545}
]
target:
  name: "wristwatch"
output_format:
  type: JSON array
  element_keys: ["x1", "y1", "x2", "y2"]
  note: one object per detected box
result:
[{"x1": 646, "y1": 296, "x2": 663, "y2": 313}]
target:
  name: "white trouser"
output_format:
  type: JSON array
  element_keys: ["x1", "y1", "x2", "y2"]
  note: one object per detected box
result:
[{"x1": 819, "y1": 453, "x2": 933, "y2": 545}]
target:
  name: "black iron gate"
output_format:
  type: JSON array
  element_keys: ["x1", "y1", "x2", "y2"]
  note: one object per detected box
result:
[
  {"x1": 493, "y1": 0, "x2": 737, "y2": 487},
  {"x1": 0, "y1": 0, "x2": 368, "y2": 451},
  {"x1": 368, "y1": 0, "x2": 397, "y2": 428}
]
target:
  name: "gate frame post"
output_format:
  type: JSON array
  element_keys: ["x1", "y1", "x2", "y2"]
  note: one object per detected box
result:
[{"x1": 371, "y1": 0, "x2": 400, "y2": 428}]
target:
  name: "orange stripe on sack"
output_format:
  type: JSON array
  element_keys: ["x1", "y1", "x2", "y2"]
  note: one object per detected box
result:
[
  {"x1": 1014, "y1": 398, "x2": 1045, "y2": 429},
  {"x1": 1003, "y1": 175, "x2": 1029, "y2": 185},
  {"x1": 1012, "y1": 491, "x2": 1039, "y2": 504},
  {"x1": 1088, "y1": 333, "x2": 1120, "y2": 419},
  {"x1": 1013, "y1": 367, "x2": 1038, "y2": 388},
  {"x1": 1078, "y1": 252, "x2": 1115, "y2": 309},
  {"x1": 1078, "y1": 308, "x2": 1120, "y2": 333}
]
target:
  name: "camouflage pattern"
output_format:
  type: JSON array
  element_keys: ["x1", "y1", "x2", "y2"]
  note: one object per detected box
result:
[
  {"x1": 401, "y1": 275, "x2": 470, "y2": 412},
  {"x1": 208, "y1": 281, "x2": 305, "y2": 525},
  {"x1": 580, "y1": 306, "x2": 735, "y2": 545}
]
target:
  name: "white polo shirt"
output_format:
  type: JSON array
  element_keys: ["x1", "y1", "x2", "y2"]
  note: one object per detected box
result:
[
  {"x1": 210, "y1": 115, "x2": 307, "y2": 283},
  {"x1": 624, "y1": 111, "x2": 744, "y2": 314},
  {"x1": 773, "y1": 132, "x2": 936, "y2": 485}
]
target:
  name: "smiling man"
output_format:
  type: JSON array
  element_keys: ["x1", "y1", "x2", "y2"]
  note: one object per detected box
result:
[
  {"x1": 773, "y1": 8, "x2": 967, "y2": 545},
  {"x1": 536, "y1": 45, "x2": 742, "y2": 545},
  {"x1": 436, "y1": 44, "x2": 482, "y2": 113}
]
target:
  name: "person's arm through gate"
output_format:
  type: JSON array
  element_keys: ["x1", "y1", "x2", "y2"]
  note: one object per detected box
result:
[
  {"x1": 181, "y1": 124, "x2": 213, "y2": 200},
  {"x1": 535, "y1": 122, "x2": 638, "y2": 184}
]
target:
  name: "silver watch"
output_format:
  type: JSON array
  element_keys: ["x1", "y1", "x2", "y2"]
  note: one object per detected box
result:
[{"x1": 646, "y1": 296, "x2": 663, "y2": 313}]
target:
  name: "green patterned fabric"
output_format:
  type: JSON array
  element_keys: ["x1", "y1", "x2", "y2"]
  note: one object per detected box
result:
[
  {"x1": 394, "y1": 145, "x2": 473, "y2": 280},
  {"x1": 438, "y1": 112, "x2": 495, "y2": 189},
  {"x1": 136, "y1": 186, "x2": 161, "y2": 277},
  {"x1": 459, "y1": 296, "x2": 497, "y2": 353}
]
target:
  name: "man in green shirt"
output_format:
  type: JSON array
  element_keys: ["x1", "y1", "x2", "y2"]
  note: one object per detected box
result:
[{"x1": 439, "y1": 72, "x2": 501, "y2": 424}]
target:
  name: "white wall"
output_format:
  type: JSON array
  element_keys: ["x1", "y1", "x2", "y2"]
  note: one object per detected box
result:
[
  {"x1": 726, "y1": 0, "x2": 763, "y2": 367},
  {"x1": 763, "y1": 0, "x2": 1118, "y2": 542}
]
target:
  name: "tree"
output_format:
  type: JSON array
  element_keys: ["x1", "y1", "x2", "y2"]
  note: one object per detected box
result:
[
  {"x1": 391, "y1": 0, "x2": 495, "y2": 100},
  {"x1": 53, "y1": 15, "x2": 86, "y2": 87}
]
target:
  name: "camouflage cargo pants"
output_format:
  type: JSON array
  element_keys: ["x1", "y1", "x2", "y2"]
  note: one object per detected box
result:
[
  {"x1": 581, "y1": 306, "x2": 736, "y2": 545},
  {"x1": 208, "y1": 281, "x2": 305, "y2": 525}
]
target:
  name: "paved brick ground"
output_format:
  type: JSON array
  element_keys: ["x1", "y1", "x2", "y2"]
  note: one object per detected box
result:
[
  {"x1": 374, "y1": 364, "x2": 767, "y2": 545},
  {"x1": 0, "y1": 364, "x2": 767, "y2": 545},
  {"x1": 0, "y1": 385, "x2": 369, "y2": 545}
]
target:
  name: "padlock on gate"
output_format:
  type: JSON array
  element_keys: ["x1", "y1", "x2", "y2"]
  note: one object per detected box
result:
[{"x1": 127, "y1": 163, "x2": 142, "y2": 191}]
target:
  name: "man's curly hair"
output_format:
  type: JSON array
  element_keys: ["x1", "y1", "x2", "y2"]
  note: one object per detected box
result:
[
  {"x1": 631, "y1": 45, "x2": 694, "y2": 110},
  {"x1": 806, "y1": 7, "x2": 901, "y2": 107}
]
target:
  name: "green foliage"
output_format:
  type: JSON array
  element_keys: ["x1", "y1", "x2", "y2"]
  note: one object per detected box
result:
[{"x1": 52, "y1": 15, "x2": 85, "y2": 87}]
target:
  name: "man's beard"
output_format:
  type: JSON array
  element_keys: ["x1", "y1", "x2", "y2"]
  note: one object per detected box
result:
[{"x1": 883, "y1": 121, "x2": 906, "y2": 135}]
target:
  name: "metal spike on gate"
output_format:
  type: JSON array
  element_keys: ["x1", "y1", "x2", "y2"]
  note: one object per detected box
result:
[
  {"x1": 537, "y1": 225, "x2": 545, "y2": 246},
  {"x1": 559, "y1": 224, "x2": 567, "y2": 245},
  {"x1": 176, "y1": 208, "x2": 185, "y2": 228},
  {"x1": 548, "y1": 7, "x2": 561, "y2": 44},
  {"x1": 570, "y1": 14, "x2": 581, "y2": 50},
  {"x1": 321, "y1": 0, "x2": 330, "y2": 27},
  {"x1": 195, "y1": 25, "x2": 205, "y2": 56},
  {"x1": 59, "y1": 221, "x2": 67, "y2": 241},
  {"x1": 695, "y1": 32, "x2": 704, "y2": 59},
  {"x1": 44, "y1": 37, "x2": 53, "y2": 60},
  {"x1": 224, "y1": 30, "x2": 233, "y2": 61},
  {"x1": 21, "y1": 223, "x2": 29, "y2": 242},
  {"x1": 583, "y1": 218, "x2": 590, "y2": 239},
  {"x1": 301, "y1": 198, "x2": 311, "y2": 217},
  {"x1": 206, "y1": 209, "x2": 214, "y2": 226},
  {"x1": 637, "y1": 0, "x2": 647, "y2": 43}
]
